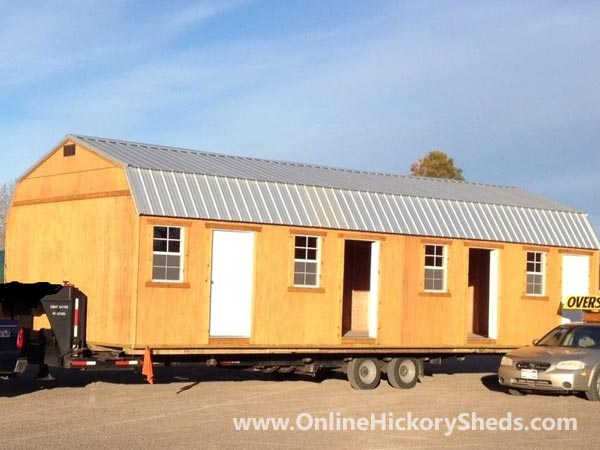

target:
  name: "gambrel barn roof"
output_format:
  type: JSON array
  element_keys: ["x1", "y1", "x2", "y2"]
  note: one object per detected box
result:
[{"x1": 34, "y1": 134, "x2": 600, "y2": 249}]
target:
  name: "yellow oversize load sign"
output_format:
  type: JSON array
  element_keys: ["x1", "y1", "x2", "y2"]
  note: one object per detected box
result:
[{"x1": 562, "y1": 295, "x2": 600, "y2": 312}]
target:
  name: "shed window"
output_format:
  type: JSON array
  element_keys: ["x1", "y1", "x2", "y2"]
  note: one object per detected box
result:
[
  {"x1": 526, "y1": 251, "x2": 545, "y2": 296},
  {"x1": 424, "y1": 244, "x2": 447, "y2": 292},
  {"x1": 152, "y1": 226, "x2": 183, "y2": 282},
  {"x1": 294, "y1": 235, "x2": 320, "y2": 287},
  {"x1": 63, "y1": 144, "x2": 76, "y2": 157}
]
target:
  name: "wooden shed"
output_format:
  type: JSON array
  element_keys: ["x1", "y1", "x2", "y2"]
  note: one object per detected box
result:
[{"x1": 5, "y1": 135, "x2": 600, "y2": 354}]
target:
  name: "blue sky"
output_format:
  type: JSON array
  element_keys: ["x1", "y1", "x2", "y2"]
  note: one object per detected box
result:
[{"x1": 2, "y1": 0, "x2": 599, "y2": 231}]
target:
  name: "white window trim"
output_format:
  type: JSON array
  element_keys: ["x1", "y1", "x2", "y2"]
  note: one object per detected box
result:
[
  {"x1": 293, "y1": 235, "x2": 321, "y2": 288},
  {"x1": 152, "y1": 226, "x2": 184, "y2": 283},
  {"x1": 526, "y1": 251, "x2": 546, "y2": 296},
  {"x1": 424, "y1": 244, "x2": 448, "y2": 293}
]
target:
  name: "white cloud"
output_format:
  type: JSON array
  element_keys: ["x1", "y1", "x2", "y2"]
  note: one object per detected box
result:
[
  {"x1": 165, "y1": 0, "x2": 249, "y2": 29},
  {"x1": 0, "y1": 0, "x2": 250, "y2": 89},
  {"x1": 2, "y1": 0, "x2": 600, "y2": 230}
]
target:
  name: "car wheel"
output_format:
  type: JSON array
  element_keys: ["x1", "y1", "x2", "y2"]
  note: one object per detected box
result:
[
  {"x1": 584, "y1": 370, "x2": 600, "y2": 401},
  {"x1": 387, "y1": 358, "x2": 419, "y2": 389},
  {"x1": 347, "y1": 358, "x2": 381, "y2": 390},
  {"x1": 507, "y1": 388, "x2": 528, "y2": 396}
]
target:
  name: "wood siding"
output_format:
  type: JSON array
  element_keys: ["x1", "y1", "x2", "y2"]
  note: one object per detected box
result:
[
  {"x1": 133, "y1": 218, "x2": 598, "y2": 349},
  {"x1": 5, "y1": 139, "x2": 599, "y2": 351},
  {"x1": 5, "y1": 141, "x2": 138, "y2": 346}
]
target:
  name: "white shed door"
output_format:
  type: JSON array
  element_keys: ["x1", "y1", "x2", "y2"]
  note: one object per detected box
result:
[
  {"x1": 561, "y1": 254, "x2": 590, "y2": 323},
  {"x1": 209, "y1": 230, "x2": 255, "y2": 337}
]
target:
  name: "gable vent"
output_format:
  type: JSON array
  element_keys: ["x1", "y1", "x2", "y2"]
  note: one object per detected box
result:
[{"x1": 63, "y1": 144, "x2": 76, "y2": 157}]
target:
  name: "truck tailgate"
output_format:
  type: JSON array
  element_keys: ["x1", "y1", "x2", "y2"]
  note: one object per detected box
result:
[{"x1": 0, "y1": 319, "x2": 21, "y2": 375}]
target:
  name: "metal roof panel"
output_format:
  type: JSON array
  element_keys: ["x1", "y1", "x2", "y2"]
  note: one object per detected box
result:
[{"x1": 70, "y1": 134, "x2": 578, "y2": 212}]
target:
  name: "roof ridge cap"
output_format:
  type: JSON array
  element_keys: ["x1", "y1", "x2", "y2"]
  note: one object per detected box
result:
[{"x1": 71, "y1": 134, "x2": 517, "y2": 191}]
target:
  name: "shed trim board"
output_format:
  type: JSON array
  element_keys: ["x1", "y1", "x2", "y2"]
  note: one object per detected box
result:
[{"x1": 5, "y1": 135, "x2": 600, "y2": 353}]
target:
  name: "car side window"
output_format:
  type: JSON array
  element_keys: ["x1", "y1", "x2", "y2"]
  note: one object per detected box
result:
[
  {"x1": 571, "y1": 327, "x2": 600, "y2": 348},
  {"x1": 537, "y1": 327, "x2": 569, "y2": 346}
]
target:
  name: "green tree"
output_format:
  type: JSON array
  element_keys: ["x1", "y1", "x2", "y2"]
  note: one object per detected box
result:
[{"x1": 410, "y1": 150, "x2": 465, "y2": 181}]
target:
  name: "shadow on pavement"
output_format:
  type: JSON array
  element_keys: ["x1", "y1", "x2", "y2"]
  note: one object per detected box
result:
[
  {"x1": 2, "y1": 355, "x2": 506, "y2": 397},
  {"x1": 480, "y1": 374, "x2": 506, "y2": 393},
  {"x1": 424, "y1": 354, "x2": 502, "y2": 375},
  {"x1": 0, "y1": 364, "x2": 338, "y2": 398}
]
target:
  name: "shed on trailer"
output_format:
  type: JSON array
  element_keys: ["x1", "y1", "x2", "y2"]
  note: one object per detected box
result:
[{"x1": 4, "y1": 135, "x2": 600, "y2": 354}]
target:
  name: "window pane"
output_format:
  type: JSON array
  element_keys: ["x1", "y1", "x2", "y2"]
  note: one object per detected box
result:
[
  {"x1": 166, "y1": 268, "x2": 180, "y2": 281},
  {"x1": 305, "y1": 261, "x2": 317, "y2": 276},
  {"x1": 424, "y1": 278, "x2": 434, "y2": 291},
  {"x1": 153, "y1": 239, "x2": 167, "y2": 252},
  {"x1": 168, "y1": 240, "x2": 181, "y2": 253},
  {"x1": 307, "y1": 237, "x2": 318, "y2": 248},
  {"x1": 294, "y1": 273, "x2": 305, "y2": 285},
  {"x1": 154, "y1": 227, "x2": 167, "y2": 239},
  {"x1": 305, "y1": 274, "x2": 317, "y2": 286},
  {"x1": 425, "y1": 268, "x2": 435, "y2": 281},
  {"x1": 527, "y1": 274, "x2": 542, "y2": 294},
  {"x1": 295, "y1": 248, "x2": 306, "y2": 259},
  {"x1": 295, "y1": 236, "x2": 307, "y2": 247},
  {"x1": 425, "y1": 268, "x2": 444, "y2": 291},
  {"x1": 306, "y1": 249, "x2": 317, "y2": 261},
  {"x1": 153, "y1": 267, "x2": 165, "y2": 280},
  {"x1": 169, "y1": 227, "x2": 181, "y2": 239},
  {"x1": 153, "y1": 254, "x2": 167, "y2": 267},
  {"x1": 166, "y1": 255, "x2": 181, "y2": 268},
  {"x1": 294, "y1": 261, "x2": 306, "y2": 274},
  {"x1": 425, "y1": 246, "x2": 444, "y2": 267},
  {"x1": 527, "y1": 273, "x2": 541, "y2": 289}
]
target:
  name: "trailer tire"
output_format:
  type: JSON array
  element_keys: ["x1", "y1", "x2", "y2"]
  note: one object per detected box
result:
[
  {"x1": 387, "y1": 358, "x2": 419, "y2": 389},
  {"x1": 347, "y1": 358, "x2": 381, "y2": 390},
  {"x1": 584, "y1": 370, "x2": 600, "y2": 401}
]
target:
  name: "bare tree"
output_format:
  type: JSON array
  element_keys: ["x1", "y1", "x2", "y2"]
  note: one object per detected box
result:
[{"x1": 0, "y1": 180, "x2": 16, "y2": 250}]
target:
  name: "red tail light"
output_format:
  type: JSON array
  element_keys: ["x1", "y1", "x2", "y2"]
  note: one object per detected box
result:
[{"x1": 16, "y1": 327, "x2": 25, "y2": 351}]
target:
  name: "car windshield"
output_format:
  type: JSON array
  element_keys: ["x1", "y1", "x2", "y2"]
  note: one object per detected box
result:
[{"x1": 536, "y1": 326, "x2": 600, "y2": 348}]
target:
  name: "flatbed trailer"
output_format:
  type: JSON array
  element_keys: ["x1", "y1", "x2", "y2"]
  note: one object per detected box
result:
[{"x1": 1, "y1": 282, "x2": 516, "y2": 390}]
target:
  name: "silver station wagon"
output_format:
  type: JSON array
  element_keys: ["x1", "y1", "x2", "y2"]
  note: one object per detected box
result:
[{"x1": 498, "y1": 323, "x2": 600, "y2": 401}]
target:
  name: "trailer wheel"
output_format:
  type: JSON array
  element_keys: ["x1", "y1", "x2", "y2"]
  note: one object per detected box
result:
[
  {"x1": 387, "y1": 358, "x2": 419, "y2": 389},
  {"x1": 584, "y1": 370, "x2": 600, "y2": 401},
  {"x1": 347, "y1": 358, "x2": 381, "y2": 390}
]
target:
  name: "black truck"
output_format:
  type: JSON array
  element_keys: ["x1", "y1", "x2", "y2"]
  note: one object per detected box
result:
[
  {"x1": 0, "y1": 282, "x2": 89, "y2": 379},
  {"x1": 0, "y1": 282, "x2": 57, "y2": 378},
  {"x1": 0, "y1": 319, "x2": 27, "y2": 378},
  {"x1": 0, "y1": 282, "x2": 144, "y2": 380}
]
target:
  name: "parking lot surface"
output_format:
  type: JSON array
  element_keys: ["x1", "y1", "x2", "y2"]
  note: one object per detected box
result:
[{"x1": 0, "y1": 356, "x2": 597, "y2": 449}]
